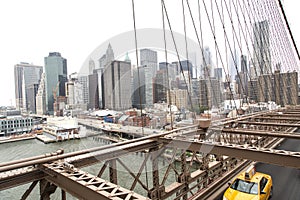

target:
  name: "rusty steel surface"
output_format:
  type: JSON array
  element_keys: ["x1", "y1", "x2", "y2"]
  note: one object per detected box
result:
[
  {"x1": 221, "y1": 128, "x2": 300, "y2": 139},
  {"x1": 0, "y1": 168, "x2": 46, "y2": 190},
  {"x1": 252, "y1": 116, "x2": 300, "y2": 121},
  {"x1": 236, "y1": 121, "x2": 300, "y2": 127},
  {"x1": 41, "y1": 162, "x2": 149, "y2": 200},
  {"x1": 0, "y1": 107, "x2": 299, "y2": 199},
  {"x1": 159, "y1": 137, "x2": 300, "y2": 168}
]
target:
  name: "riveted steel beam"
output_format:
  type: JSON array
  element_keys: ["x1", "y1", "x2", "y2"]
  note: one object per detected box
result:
[
  {"x1": 221, "y1": 128, "x2": 300, "y2": 139},
  {"x1": 159, "y1": 138, "x2": 300, "y2": 168}
]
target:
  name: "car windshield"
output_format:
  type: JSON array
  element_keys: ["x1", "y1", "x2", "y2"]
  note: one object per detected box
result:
[{"x1": 230, "y1": 178, "x2": 258, "y2": 195}]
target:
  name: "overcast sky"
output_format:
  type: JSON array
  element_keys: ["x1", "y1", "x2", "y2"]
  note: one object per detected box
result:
[{"x1": 0, "y1": 0, "x2": 298, "y2": 106}]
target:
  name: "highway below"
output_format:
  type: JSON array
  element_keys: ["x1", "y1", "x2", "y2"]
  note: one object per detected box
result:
[{"x1": 216, "y1": 138, "x2": 300, "y2": 200}]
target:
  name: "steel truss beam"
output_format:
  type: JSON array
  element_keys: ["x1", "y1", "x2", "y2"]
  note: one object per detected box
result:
[
  {"x1": 41, "y1": 162, "x2": 148, "y2": 200},
  {"x1": 0, "y1": 168, "x2": 45, "y2": 190},
  {"x1": 21, "y1": 180, "x2": 38, "y2": 200},
  {"x1": 221, "y1": 128, "x2": 300, "y2": 139},
  {"x1": 236, "y1": 121, "x2": 300, "y2": 127},
  {"x1": 253, "y1": 116, "x2": 300, "y2": 121},
  {"x1": 158, "y1": 137, "x2": 300, "y2": 168},
  {"x1": 39, "y1": 179, "x2": 57, "y2": 200}
]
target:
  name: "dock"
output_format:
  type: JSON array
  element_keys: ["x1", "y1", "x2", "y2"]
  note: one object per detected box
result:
[
  {"x1": 0, "y1": 135, "x2": 35, "y2": 144},
  {"x1": 36, "y1": 134, "x2": 56, "y2": 144},
  {"x1": 78, "y1": 118, "x2": 162, "y2": 139}
]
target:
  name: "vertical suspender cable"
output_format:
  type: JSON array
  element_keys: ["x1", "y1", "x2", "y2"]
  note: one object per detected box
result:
[
  {"x1": 161, "y1": 0, "x2": 174, "y2": 129},
  {"x1": 131, "y1": 0, "x2": 148, "y2": 190}
]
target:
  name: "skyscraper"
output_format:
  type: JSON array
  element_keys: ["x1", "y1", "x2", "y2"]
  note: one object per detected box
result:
[
  {"x1": 214, "y1": 68, "x2": 223, "y2": 81},
  {"x1": 253, "y1": 20, "x2": 271, "y2": 76},
  {"x1": 153, "y1": 69, "x2": 169, "y2": 103},
  {"x1": 14, "y1": 62, "x2": 43, "y2": 113},
  {"x1": 105, "y1": 43, "x2": 114, "y2": 65},
  {"x1": 140, "y1": 48, "x2": 158, "y2": 77},
  {"x1": 88, "y1": 72, "x2": 99, "y2": 110},
  {"x1": 237, "y1": 55, "x2": 249, "y2": 97},
  {"x1": 44, "y1": 52, "x2": 67, "y2": 114},
  {"x1": 103, "y1": 60, "x2": 132, "y2": 110},
  {"x1": 36, "y1": 73, "x2": 46, "y2": 115},
  {"x1": 66, "y1": 73, "x2": 85, "y2": 107},
  {"x1": 96, "y1": 44, "x2": 115, "y2": 109},
  {"x1": 167, "y1": 89, "x2": 188, "y2": 110},
  {"x1": 203, "y1": 46, "x2": 213, "y2": 77},
  {"x1": 89, "y1": 59, "x2": 95, "y2": 75},
  {"x1": 78, "y1": 76, "x2": 89, "y2": 105},
  {"x1": 258, "y1": 71, "x2": 298, "y2": 106},
  {"x1": 229, "y1": 49, "x2": 239, "y2": 81},
  {"x1": 203, "y1": 46, "x2": 212, "y2": 66},
  {"x1": 132, "y1": 66, "x2": 146, "y2": 109}
]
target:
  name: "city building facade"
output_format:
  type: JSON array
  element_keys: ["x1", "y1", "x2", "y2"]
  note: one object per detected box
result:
[
  {"x1": 36, "y1": 73, "x2": 47, "y2": 115},
  {"x1": 0, "y1": 115, "x2": 33, "y2": 136},
  {"x1": 103, "y1": 60, "x2": 132, "y2": 110},
  {"x1": 258, "y1": 71, "x2": 298, "y2": 106},
  {"x1": 167, "y1": 89, "x2": 188, "y2": 110},
  {"x1": 44, "y1": 52, "x2": 67, "y2": 114},
  {"x1": 88, "y1": 72, "x2": 99, "y2": 110},
  {"x1": 14, "y1": 62, "x2": 43, "y2": 113},
  {"x1": 253, "y1": 20, "x2": 271, "y2": 76}
]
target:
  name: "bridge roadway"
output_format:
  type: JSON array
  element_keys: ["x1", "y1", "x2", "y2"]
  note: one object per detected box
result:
[
  {"x1": 215, "y1": 138, "x2": 300, "y2": 200},
  {"x1": 0, "y1": 107, "x2": 299, "y2": 199}
]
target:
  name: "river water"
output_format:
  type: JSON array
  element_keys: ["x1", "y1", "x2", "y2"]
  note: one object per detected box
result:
[{"x1": 0, "y1": 132, "x2": 178, "y2": 199}]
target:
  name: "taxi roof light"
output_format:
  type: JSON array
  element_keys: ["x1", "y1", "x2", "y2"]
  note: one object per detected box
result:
[{"x1": 245, "y1": 165, "x2": 256, "y2": 180}]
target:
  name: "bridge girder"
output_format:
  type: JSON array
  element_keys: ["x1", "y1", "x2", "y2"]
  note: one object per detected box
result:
[{"x1": 158, "y1": 137, "x2": 300, "y2": 169}]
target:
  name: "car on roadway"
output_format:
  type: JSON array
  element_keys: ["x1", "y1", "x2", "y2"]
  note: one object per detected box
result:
[{"x1": 223, "y1": 165, "x2": 273, "y2": 200}]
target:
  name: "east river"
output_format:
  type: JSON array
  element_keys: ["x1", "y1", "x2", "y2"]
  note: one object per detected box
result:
[{"x1": 0, "y1": 131, "x2": 179, "y2": 199}]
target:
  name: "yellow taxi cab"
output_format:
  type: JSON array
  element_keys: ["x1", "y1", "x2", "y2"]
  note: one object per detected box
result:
[{"x1": 223, "y1": 165, "x2": 273, "y2": 200}]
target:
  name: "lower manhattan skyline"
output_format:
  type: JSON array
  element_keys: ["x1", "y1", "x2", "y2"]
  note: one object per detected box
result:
[
  {"x1": 0, "y1": 0, "x2": 299, "y2": 106},
  {"x1": 0, "y1": 1, "x2": 300, "y2": 199}
]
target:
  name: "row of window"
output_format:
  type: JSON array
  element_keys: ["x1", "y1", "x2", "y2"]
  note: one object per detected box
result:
[
  {"x1": 0, "y1": 119, "x2": 32, "y2": 125},
  {"x1": 0, "y1": 124, "x2": 32, "y2": 129}
]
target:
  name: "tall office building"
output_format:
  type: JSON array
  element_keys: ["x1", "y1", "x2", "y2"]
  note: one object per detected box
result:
[
  {"x1": 96, "y1": 44, "x2": 115, "y2": 109},
  {"x1": 210, "y1": 78, "x2": 223, "y2": 107},
  {"x1": 159, "y1": 62, "x2": 176, "y2": 81},
  {"x1": 14, "y1": 62, "x2": 43, "y2": 113},
  {"x1": 241, "y1": 55, "x2": 248, "y2": 73},
  {"x1": 229, "y1": 49, "x2": 239, "y2": 81},
  {"x1": 78, "y1": 76, "x2": 89, "y2": 104},
  {"x1": 248, "y1": 79, "x2": 258, "y2": 103},
  {"x1": 132, "y1": 67, "x2": 145, "y2": 109},
  {"x1": 237, "y1": 55, "x2": 249, "y2": 97},
  {"x1": 203, "y1": 46, "x2": 212, "y2": 66},
  {"x1": 44, "y1": 52, "x2": 67, "y2": 114},
  {"x1": 134, "y1": 49, "x2": 157, "y2": 109},
  {"x1": 88, "y1": 59, "x2": 95, "y2": 75},
  {"x1": 253, "y1": 20, "x2": 271, "y2": 76},
  {"x1": 36, "y1": 73, "x2": 46, "y2": 115},
  {"x1": 88, "y1": 72, "x2": 99, "y2": 110},
  {"x1": 214, "y1": 68, "x2": 223, "y2": 81},
  {"x1": 203, "y1": 46, "x2": 214, "y2": 78},
  {"x1": 66, "y1": 73, "x2": 85, "y2": 107},
  {"x1": 105, "y1": 43, "x2": 115, "y2": 65},
  {"x1": 198, "y1": 78, "x2": 222, "y2": 108},
  {"x1": 199, "y1": 78, "x2": 211, "y2": 108},
  {"x1": 103, "y1": 61, "x2": 132, "y2": 110},
  {"x1": 181, "y1": 60, "x2": 194, "y2": 79},
  {"x1": 167, "y1": 89, "x2": 188, "y2": 110},
  {"x1": 140, "y1": 49, "x2": 158, "y2": 77},
  {"x1": 153, "y1": 69, "x2": 169, "y2": 103},
  {"x1": 258, "y1": 71, "x2": 298, "y2": 106},
  {"x1": 172, "y1": 60, "x2": 194, "y2": 80}
]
